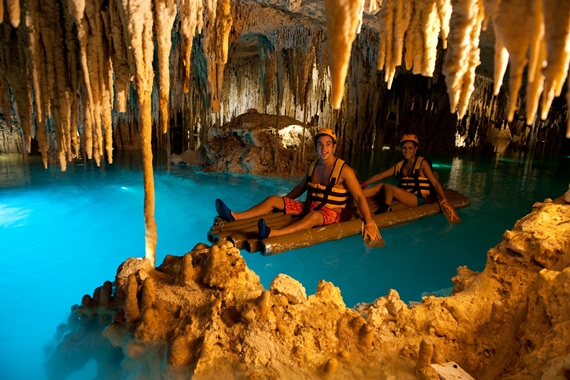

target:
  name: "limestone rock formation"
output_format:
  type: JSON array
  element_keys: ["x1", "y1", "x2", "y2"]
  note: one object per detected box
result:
[
  {"x1": 172, "y1": 111, "x2": 317, "y2": 176},
  {"x1": 44, "y1": 195, "x2": 570, "y2": 379}
]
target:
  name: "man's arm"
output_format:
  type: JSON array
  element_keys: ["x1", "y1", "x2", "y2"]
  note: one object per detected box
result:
[{"x1": 342, "y1": 166, "x2": 380, "y2": 241}]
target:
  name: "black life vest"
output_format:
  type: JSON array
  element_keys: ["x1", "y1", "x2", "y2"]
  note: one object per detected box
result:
[
  {"x1": 303, "y1": 158, "x2": 350, "y2": 213},
  {"x1": 394, "y1": 156, "x2": 432, "y2": 198}
]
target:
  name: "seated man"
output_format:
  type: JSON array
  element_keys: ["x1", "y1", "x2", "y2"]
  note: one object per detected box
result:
[
  {"x1": 215, "y1": 128, "x2": 380, "y2": 242},
  {"x1": 361, "y1": 133, "x2": 459, "y2": 221}
]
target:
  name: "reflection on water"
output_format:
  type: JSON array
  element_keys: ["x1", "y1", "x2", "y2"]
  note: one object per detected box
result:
[{"x1": 0, "y1": 150, "x2": 568, "y2": 379}]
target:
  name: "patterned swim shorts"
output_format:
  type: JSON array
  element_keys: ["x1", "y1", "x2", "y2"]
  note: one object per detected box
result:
[{"x1": 283, "y1": 197, "x2": 341, "y2": 225}]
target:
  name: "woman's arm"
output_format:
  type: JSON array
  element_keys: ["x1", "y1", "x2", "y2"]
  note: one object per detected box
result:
[
  {"x1": 362, "y1": 166, "x2": 395, "y2": 187},
  {"x1": 421, "y1": 160, "x2": 446, "y2": 200}
]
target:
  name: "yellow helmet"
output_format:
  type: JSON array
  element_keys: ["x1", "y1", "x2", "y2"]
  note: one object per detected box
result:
[
  {"x1": 315, "y1": 128, "x2": 337, "y2": 144},
  {"x1": 400, "y1": 134, "x2": 419, "y2": 146}
]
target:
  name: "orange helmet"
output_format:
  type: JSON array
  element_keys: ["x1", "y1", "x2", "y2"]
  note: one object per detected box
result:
[
  {"x1": 315, "y1": 128, "x2": 337, "y2": 144},
  {"x1": 400, "y1": 134, "x2": 419, "y2": 146}
]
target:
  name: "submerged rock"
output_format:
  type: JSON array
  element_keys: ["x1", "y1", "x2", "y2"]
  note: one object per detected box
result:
[{"x1": 45, "y1": 197, "x2": 570, "y2": 379}]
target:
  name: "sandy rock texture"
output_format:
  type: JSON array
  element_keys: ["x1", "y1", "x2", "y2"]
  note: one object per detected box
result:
[
  {"x1": 45, "y1": 197, "x2": 570, "y2": 379},
  {"x1": 172, "y1": 111, "x2": 317, "y2": 177}
]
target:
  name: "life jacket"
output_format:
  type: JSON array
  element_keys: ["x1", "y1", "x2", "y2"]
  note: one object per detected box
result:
[
  {"x1": 304, "y1": 158, "x2": 350, "y2": 212},
  {"x1": 394, "y1": 156, "x2": 432, "y2": 198}
]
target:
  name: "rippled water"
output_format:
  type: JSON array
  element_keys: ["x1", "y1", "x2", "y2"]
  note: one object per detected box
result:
[{"x1": 1, "y1": 150, "x2": 568, "y2": 379}]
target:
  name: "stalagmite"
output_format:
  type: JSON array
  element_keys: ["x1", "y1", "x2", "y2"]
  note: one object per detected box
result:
[
  {"x1": 100, "y1": 280, "x2": 113, "y2": 308},
  {"x1": 125, "y1": 273, "x2": 141, "y2": 329},
  {"x1": 181, "y1": 252, "x2": 195, "y2": 285},
  {"x1": 141, "y1": 277, "x2": 156, "y2": 311},
  {"x1": 323, "y1": 0, "x2": 365, "y2": 109}
]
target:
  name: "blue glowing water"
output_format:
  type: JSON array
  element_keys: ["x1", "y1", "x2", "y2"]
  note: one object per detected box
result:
[{"x1": 0, "y1": 150, "x2": 568, "y2": 379}]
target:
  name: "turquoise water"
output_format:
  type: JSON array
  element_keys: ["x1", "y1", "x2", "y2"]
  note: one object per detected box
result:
[{"x1": 0, "y1": 150, "x2": 568, "y2": 379}]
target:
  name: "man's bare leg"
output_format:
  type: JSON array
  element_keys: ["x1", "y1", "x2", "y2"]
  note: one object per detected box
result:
[
  {"x1": 232, "y1": 195, "x2": 285, "y2": 221},
  {"x1": 261, "y1": 211, "x2": 324, "y2": 238}
]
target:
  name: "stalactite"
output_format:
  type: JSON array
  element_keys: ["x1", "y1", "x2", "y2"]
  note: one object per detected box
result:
[
  {"x1": 323, "y1": 0, "x2": 365, "y2": 109},
  {"x1": 35, "y1": 1, "x2": 64, "y2": 168},
  {"x1": 0, "y1": 76, "x2": 11, "y2": 130},
  {"x1": 116, "y1": 0, "x2": 157, "y2": 265},
  {"x1": 109, "y1": 0, "x2": 131, "y2": 113},
  {"x1": 179, "y1": 0, "x2": 204, "y2": 93},
  {"x1": 259, "y1": 35, "x2": 276, "y2": 108},
  {"x1": 155, "y1": 0, "x2": 177, "y2": 134},
  {"x1": 23, "y1": 0, "x2": 43, "y2": 130},
  {"x1": 202, "y1": 0, "x2": 232, "y2": 112},
  {"x1": 0, "y1": 26, "x2": 33, "y2": 156},
  {"x1": 493, "y1": 0, "x2": 531, "y2": 122},
  {"x1": 6, "y1": 0, "x2": 20, "y2": 28},
  {"x1": 405, "y1": 0, "x2": 433, "y2": 77},
  {"x1": 435, "y1": 0, "x2": 452, "y2": 49},
  {"x1": 416, "y1": 0, "x2": 441, "y2": 77},
  {"x1": 540, "y1": 0, "x2": 570, "y2": 121},
  {"x1": 442, "y1": 0, "x2": 484, "y2": 119}
]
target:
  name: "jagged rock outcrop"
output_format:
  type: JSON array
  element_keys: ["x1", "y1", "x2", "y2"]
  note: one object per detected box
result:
[
  {"x1": 172, "y1": 111, "x2": 318, "y2": 177},
  {"x1": 44, "y1": 196, "x2": 570, "y2": 379}
]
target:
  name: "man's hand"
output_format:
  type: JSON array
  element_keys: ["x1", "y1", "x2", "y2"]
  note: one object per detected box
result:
[{"x1": 362, "y1": 222, "x2": 380, "y2": 242}]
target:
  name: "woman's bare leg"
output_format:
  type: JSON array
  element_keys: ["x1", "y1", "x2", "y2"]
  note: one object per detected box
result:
[{"x1": 384, "y1": 184, "x2": 418, "y2": 208}]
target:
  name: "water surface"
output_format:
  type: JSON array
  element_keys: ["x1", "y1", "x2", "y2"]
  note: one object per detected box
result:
[{"x1": 1, "y1": 150, "x2": 568, "y2": 379}]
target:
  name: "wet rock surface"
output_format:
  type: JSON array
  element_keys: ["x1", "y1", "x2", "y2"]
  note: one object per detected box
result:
[{"x1": 45, "y1": 197, "x2": 570, "y2": 379}]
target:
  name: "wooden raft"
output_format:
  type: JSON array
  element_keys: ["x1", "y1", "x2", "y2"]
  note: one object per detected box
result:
[{"x1": 207, "y1": 189, "x2": 471, "y2": 256}]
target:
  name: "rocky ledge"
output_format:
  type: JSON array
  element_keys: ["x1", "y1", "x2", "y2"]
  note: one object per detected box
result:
[{"x1": 45, "y1": 196, "x2": 570, "y2": 379}]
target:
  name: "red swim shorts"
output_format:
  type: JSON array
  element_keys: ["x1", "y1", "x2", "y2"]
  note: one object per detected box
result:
[{"x1": 283, "y1": 197, "x2": 341, "y2": 225}]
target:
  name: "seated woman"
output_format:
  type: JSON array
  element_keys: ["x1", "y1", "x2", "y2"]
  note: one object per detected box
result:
[{"x1": 361, "y1": 134, "x2": 459, "y2": 221}]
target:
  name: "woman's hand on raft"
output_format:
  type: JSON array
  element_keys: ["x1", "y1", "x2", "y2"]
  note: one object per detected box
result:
[
  {"x1": 362, "y1": 223, "x2": 380, "y2": 242},
  {"x1": 440, "y1": 200, "x2": 460, "y2": 222}
]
